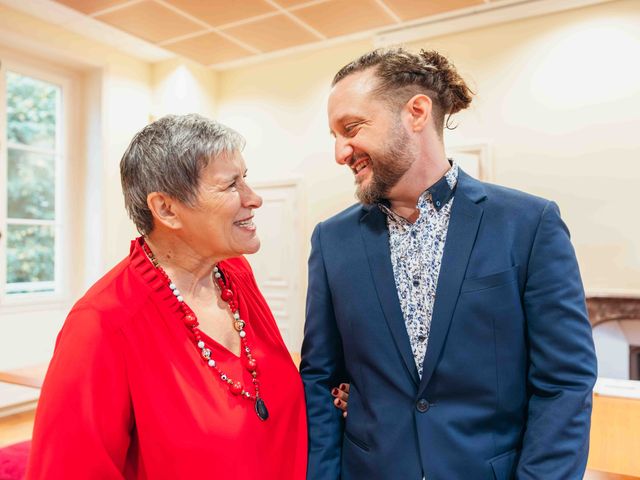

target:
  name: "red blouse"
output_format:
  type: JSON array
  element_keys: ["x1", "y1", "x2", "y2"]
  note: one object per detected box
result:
[{"x1": 26, "y1": 239, "x2": 307, "y2": 479}]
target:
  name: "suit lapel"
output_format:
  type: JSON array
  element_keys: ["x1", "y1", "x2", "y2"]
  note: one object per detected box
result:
[
  {"x1": 419, "y1": 172, "x2": 485, "y2": 393},
  {"x1": 360, "y1": 206, "x2": 420, "y2": 387}
]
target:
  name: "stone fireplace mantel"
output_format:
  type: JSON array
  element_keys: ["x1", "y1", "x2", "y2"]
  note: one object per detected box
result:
[{"x1": 588, "y1": 295, "x2": 640, "y2": 381}]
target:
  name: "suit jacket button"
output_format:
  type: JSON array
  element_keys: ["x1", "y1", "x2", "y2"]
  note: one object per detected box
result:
[{"x1": 416, "y1": 399, "x2": 430, "y2": 413}]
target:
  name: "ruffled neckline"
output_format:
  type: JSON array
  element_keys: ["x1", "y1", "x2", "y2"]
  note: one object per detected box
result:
[
  {"x1": 128, "y1": 236, "x2": 183, "y2": 317},
  {"x1": 127, "y1": 237, "x2": 247, "y2": 358}
]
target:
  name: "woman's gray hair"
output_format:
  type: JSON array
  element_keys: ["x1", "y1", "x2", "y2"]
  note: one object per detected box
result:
[{"x1": 120, "y1": 114, "x2": 245, "y2": 235}]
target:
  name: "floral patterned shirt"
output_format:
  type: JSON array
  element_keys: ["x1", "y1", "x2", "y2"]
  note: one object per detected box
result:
[{"x1": 379, "y1": 163, "x2": 458, "y2": 377}]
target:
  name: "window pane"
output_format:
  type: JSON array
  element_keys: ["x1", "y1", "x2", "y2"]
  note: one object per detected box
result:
[
  {"x1": 7, "y1": 148, "x2": 55, "y2": 220},
  {"x1": 6, "y1": 72, "x2": 59, "y2": 149},
  {"x1": 6, "y1": 224, "x2": 55, "y2": 293}
]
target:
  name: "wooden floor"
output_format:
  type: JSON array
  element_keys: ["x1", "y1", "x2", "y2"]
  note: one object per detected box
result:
[
  {"x1": 589, "y1": 394, "x2": 640, "y2": 476},
  {"x1": 0, "y1": 409, "x2": 35, "y2": 448},
  {"x1": 585, "y1": 472, "x2": 639, "y2": 480}
]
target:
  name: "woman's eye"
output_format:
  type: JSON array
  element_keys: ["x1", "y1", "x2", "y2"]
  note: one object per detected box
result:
[{"x1": 227, "y1": 174, "x2": 247, "y2": 191}]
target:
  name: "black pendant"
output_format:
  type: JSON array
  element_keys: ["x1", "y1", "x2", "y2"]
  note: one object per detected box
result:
[{"x1": 255, "y1": 397, "x2": 269, "y2": 421}]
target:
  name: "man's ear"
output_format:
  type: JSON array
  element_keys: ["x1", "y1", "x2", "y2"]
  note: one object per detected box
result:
[
  {"x1": 404, "y1": 94, "x2": 432, "y2": 133},
  {"x1": 147, "y1": 192, "x2": 182, "y2": 230}
]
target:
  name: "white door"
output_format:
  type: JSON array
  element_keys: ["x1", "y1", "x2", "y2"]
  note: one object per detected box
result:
[
  {"x1": 249, "y1": 179, "x2": 304, "y2": 352},
  {"x1": 447, "y1": 142, "x2": 492, "y2": 180}
]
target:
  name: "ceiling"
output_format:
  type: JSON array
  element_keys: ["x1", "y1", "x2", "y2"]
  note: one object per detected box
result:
[{"x1": 52, "y1": 0, "x2": 509, "y2": 68}]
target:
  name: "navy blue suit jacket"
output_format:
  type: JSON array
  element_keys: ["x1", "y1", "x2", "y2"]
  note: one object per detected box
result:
[{"x1": 300, "y1": 170, "x2": 597, "y2": 480}]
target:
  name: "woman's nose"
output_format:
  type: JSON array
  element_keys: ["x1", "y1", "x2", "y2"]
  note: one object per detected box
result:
[{"x1": 244, "y1": 185, "x2": 263, "y2": 209}]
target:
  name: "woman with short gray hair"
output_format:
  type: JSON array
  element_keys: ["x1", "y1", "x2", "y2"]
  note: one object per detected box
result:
[{"x1": 26, "y1": 114, "x2": 321, "y2": 479}]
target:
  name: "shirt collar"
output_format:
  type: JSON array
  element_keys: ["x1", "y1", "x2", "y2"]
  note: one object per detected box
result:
[
  {"x1": 378, "y1": 161, "x2": 458, "y2": 222},
  {"x1": 428, "y1": 161, "x2": 458, "y2": 211}
]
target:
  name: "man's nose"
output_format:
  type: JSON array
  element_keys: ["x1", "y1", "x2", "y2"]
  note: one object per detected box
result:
[{"x1": 335, "y1": 137, "x2": 353, "y2": 166}]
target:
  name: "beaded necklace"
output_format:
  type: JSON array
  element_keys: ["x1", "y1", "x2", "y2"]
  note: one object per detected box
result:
[{"x1": 142, "y1": 240, "x2": 269, "y2": 421}]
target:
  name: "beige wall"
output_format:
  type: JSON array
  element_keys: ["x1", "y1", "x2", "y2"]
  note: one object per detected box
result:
[
  {"x1": 151, "y1": 58, "x2": 218, "y2": 120},
  {"x1": 216, "y1": 0, "x2": 640, "y2": 294}
]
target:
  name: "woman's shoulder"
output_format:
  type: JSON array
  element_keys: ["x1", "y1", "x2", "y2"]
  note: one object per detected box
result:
[{"x1": 71, "y1": 255, "x2": 151, "y2": 330}]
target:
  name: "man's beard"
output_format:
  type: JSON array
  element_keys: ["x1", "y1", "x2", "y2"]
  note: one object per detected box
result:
[{"x1": 355, "y1": 126, "x2": 413, "y2": 205}]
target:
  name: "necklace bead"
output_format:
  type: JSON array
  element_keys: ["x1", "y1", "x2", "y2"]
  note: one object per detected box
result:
[
  {"x1": 142, "y1": 240, "x2": 268, "y2": 421},
  {"x1": 220, "y1": 289, "x2": 234, "y2": 302},
  {"x1": 230, "y1": 381, "x2": 243, "y2": 395}
]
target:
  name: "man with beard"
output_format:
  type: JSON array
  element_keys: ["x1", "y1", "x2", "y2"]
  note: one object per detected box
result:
[{"x1": 300, "y1": 48, "x2": 597, "y2": 480}]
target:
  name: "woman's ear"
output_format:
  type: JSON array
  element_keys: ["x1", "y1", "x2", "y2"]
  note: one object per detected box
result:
[
  {"x1": 404, "y1": 94, "x2": 432, "y2": 132},
  {"x1": 147, "y1": 192, "x2": 182, "y2": 230}
]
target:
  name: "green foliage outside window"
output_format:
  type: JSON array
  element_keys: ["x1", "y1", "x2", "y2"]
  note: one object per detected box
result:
[
  {"x1": 7, "y1": 72, "x2": 57, "y2": 148},
  {"x1": 6, "y1": 225, "x2": 55, "y2": 284},
  {"x1": 4, "y1": 72, "x2": 59, "y2": 293},
  {"x1": 8, "y1": 149, "x2": 55, "y2": 220}
]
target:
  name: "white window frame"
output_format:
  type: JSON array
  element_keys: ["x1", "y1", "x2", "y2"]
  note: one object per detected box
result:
[{"x1": 0, "y1": 57, "x2": 71, "y2": 309}]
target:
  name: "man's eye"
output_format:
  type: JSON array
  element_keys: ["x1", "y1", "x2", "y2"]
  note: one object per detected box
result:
[{"x1": 345, "y1": 123, "x2": 360, "y2": 133}]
